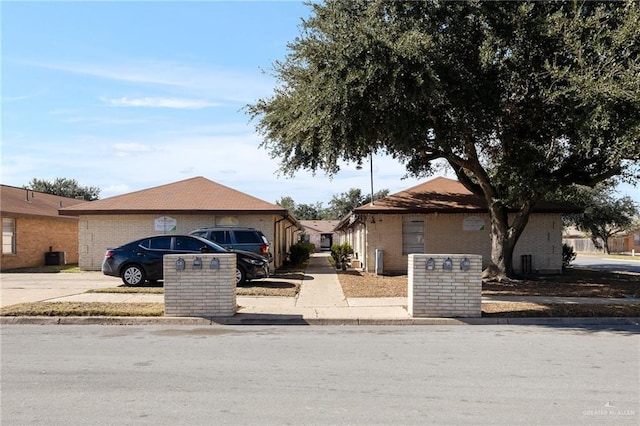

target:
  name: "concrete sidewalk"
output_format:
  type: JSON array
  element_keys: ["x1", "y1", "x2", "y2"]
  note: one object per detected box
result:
[{"x1": 2, "y1": 252, "x2": 639, "y2": 326}]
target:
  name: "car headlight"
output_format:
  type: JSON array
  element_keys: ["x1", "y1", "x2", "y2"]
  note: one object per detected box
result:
[{"x1": 241, "y1": 257, "x2": 266, "y2": 266}]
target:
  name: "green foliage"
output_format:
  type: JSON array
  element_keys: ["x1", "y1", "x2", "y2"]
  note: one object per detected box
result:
[
  {"x1": 288, "y1": 242, "x2": 315, "y2": 265},
  {"x1": 563, "y1": 182, "x2": 639, "y2": 254},
  {"x1": 562, "y1": 243, "x2": 577, "y2": 270},
  {"x1": 26, "y1": 177, "x2": 100, "y2": 201},
  {"x1": 249, "y1": 0, "x2": 640, "y2": 279},
  {"x1": 278, "y1": 188, "x2": 389, "y2": 219},
  {"x1": 330, "y1": 243, "x2": 354, "y2": 262},
  {"x1": 326, "y1": 188, "x2": 390, "y2": 219}
]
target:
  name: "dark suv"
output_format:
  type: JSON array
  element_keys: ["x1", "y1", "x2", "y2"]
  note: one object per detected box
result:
[{"x1": 189, "y1": 227, "x2": 272, "y2": 261}]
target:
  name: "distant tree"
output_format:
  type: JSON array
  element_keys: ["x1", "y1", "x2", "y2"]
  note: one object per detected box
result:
[
  {"x1": 26, "y1": 177, "x2": 100, "y2": 201},
  {"x1": 295, "y1": 202, "x2": 325, "y2": 220},
  {"x1": 326, "y1": 188, "x2": 366, "y2": 219},
  {"x1": 277, "y1": 196, "x2": 325, "y2": 220},
  {"x1": 276, "y1": 196, "x2": 296, "y2": 212},
  {"x1": 363, "y1": 189, "x2": 390, "y2": 206},
  {"x1": 326, "y1": 188, "x2": 390, "y2": 219},
  {"x1": 249, "y1": 0, "x2": 640, "y2": 280},
  {"x1": 565, "y1": 183, "x2": 639, "y2": 254}
]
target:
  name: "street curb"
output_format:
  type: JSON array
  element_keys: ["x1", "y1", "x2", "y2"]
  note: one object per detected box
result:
[{"x1": 1, "y1": 316, "x2": 639, "y2": 327}]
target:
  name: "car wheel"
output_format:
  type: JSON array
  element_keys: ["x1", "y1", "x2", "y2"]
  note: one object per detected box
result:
[
  {"x1": 236, "y1": 267, "x2": 246, "y2": 286},
  {"x1": 121, "y1": 264, "x2": 146, "y2": 286}
]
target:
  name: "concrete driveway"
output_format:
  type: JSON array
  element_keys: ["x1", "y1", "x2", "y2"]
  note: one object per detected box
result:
[{"x1": 0, "y1": 272, "x2": 118, "y2": 308}]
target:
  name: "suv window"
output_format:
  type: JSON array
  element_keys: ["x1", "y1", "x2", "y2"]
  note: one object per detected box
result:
[
  {"x1": 210, "y1": 230, "x2": 231, "y2": 245},
  {"x1": 234, "y1": 230, "x2": 262, "y2": 244}
]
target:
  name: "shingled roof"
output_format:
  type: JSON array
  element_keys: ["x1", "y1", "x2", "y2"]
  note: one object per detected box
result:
[
  {"x1": 352, "y1": 177, "x2": 579, "y2": 214},
  {"x1": 299, "y1": 220, "x2": 340, "y2": 234},
  {"x1": 59, "y1": 177, "x2": 288, "y2": 216},
  {"x1": 1, "y1": 185, "x2": 87, "y2": 220}
]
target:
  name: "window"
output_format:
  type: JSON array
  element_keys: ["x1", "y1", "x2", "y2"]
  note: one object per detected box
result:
[
  {"x1": 402, "y1": 216, "x2": 425, "y2": 255},
  {"x1": 634, "y1": 233, "x2": 640, "y2": 246},
  {"x1": 2, "y1": 218, "x2": 16, "y2": 254},
  {"x1": 174, "y1": 236, "x2": 206, "y2": 252},
  {"x1": 235, "y1": 230, "x2": 262, "y2": 244},
  {"x1": 211, "y1": 230, "x2": 231, "y2": 244},
  {"x1": 148, "y1": 237, "x2": 171, "y2": 250}
]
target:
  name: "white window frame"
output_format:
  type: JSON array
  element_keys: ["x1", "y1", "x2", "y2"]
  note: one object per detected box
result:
[
  {"x1": 2, "y1": 218, "x2": 16, "y2": 255},
  {"x1": 402, "y1": 216, "x2": 425, "y2": 255}
]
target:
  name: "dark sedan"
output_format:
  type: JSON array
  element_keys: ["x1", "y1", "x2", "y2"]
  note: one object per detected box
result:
[{"x1": 101, "y1": 235, "x2": 269, "y2": 286}]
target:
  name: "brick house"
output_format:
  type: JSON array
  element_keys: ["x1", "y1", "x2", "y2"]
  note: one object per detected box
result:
[
  {"x1": 335, "y1": 177, "x2": 576, "y2": 275},
  {"x1": 621, "y1": 228, "x2": 640, "y2": 255},
  {"x1": 1, "y1": 185, "x2": 86, "y2": 270},
  {"x1": 59, "y1": 177, "x2": 302, "y2": 271},
  {"x1": 299, "y1": 220, "x2": 339, "y2": 251}
]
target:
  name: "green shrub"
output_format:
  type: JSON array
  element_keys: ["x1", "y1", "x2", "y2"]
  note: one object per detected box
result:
[
  {"x1": 330, "y1": 243, "x2": 353, "y2": 262},
  {"x1": 289, "y1": 242, "x2": 315, "y2": 265},
  {"x1": 562, "y1": 243, "x2": 577, "y2": 269}
]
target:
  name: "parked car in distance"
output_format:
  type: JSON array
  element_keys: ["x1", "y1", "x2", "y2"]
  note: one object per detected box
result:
[
  {"x1": 101, "y1": 235, "x2": 269, "y2": 286},
  {"x1": 189, "y1": 227, "x2": 272, "y2": 261}
]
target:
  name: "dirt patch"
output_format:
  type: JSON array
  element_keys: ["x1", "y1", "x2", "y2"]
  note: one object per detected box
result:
[
  {"x1": 482, "y1": 303, "x2": 640, "y2": 317},
  {"x1": 0, "y1": 302, "x2": 163, "y2": 317},
  {"x1": 339, "y1": 270, "x2": 407, "y2": 298},
  {"x1": 483, "y1": 268, "x2": 640, "y2": 298},
  {"x1": 338, "y1": 268, "x2": 639, "y2": 299}
]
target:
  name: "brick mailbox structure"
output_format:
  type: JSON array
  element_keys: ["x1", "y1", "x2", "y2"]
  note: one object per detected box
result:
[
  {"x1": 408, "y1": 254, "x2": 482, "y2": 318},
  {"x1": 163, "y1": 253, "x2": 236, "y2": 317}
]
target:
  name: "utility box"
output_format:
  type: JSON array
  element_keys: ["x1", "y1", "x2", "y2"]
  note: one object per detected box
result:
[
  {"x1": 375, "y1": 248, "x2": 384, "y2": 275},
  {"x1": 521, "y1": 254, "x2": 533, "y2": 275},
  {"x1": 44, "y1": 251, "x2": 66, "y2": 266}
]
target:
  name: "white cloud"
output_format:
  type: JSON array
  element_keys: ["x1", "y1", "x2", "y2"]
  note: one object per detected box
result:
[
  {"x1": 1, "y1": 93, "x2": 41, "y2": 103},
  {"x1": 102, "y1": 96, "x2": 220, "y2": 109},
  {"x1": 114, "y1": 142, "x2": 155, "y2": 157},
  {"x1": 25, "y1": 59, "x2": 274, "y2": 103}
]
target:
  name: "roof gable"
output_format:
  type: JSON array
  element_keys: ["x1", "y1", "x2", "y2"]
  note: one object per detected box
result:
[
  {"x1": 299, "y1": 220, "x2": 340, "y2": 233},
  {"x1": 355, "y1": 177, "x2": 486, "y2": 213},
  {"x1": 59, "y1": 177, "x2": 287, "y2": 215},
  {"x1": 1, "y1": 185, "x2": 87, "y2": 219},
  {"x1": 353, "y1": 177, "x2": 579, "y2": 214}
]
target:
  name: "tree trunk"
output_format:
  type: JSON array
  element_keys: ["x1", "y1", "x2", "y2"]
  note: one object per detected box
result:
[{"x1": 482, "y1": 200, "x2": 533, "y2": 282}]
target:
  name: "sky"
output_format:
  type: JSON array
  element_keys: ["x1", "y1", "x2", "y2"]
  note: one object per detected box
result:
[{"x1": 2, "y1": 1, "x2": 638, "y2": 207}]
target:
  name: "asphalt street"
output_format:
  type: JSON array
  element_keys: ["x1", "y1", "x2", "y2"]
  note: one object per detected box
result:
[
  {"x1": 573, "y1": 254, "x2": 640, "y2": 274},
  {"x1": 1, "y1": 324, "x2": 638, "y2": 425}
]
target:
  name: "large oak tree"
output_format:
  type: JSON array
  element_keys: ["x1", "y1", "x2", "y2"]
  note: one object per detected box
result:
[{"x1": 248, "y1": 0, "x2": 640, "y2": 280}]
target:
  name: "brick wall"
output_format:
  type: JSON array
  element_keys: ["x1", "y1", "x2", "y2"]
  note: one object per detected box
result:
[
  {"x1": 364, "y1": 215, "x2": 404, "y2": 273},
  {"x1": 1, "y1": 216, "x2": 79, "y2": 270},
  {"x1": 360, "y1": 213, "x2": 562, "y2": 274},
  {"x1": 78, "y1": 214, "x2": 276, "y2": 270},
  {"x1": 163, "y1": 254, "x2": 236, "y2": 317},
  {"x1": 408, "y1": 254, "x2": 482, "y2": 318}
]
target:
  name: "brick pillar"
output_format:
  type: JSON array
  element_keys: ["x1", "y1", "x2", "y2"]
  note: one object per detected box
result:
[
  {"x1": 408, "y1": 254, "x2": 482, "y2": 318},
  {"x1": 163, "y1": 254, "x2": 236, "y2": 317}
]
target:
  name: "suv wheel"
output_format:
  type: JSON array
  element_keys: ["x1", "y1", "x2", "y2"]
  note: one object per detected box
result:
[{"x1": 122, "y1": 264, "x2": 145, "y2": 286}]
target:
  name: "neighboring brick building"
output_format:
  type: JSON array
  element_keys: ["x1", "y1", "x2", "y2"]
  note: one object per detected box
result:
[
  {"x1": 1, "y1": 185, "x2": 86, "y2": 270},
  {"x1": 59, "y1": 177, "x2": 301, "y2": 271},
  {"x1": 299, "y1": 220, "x2": 339, "y2": 251},
  {"x1": 335, "y1": 177, "x2": 576, "y2": 275}
]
